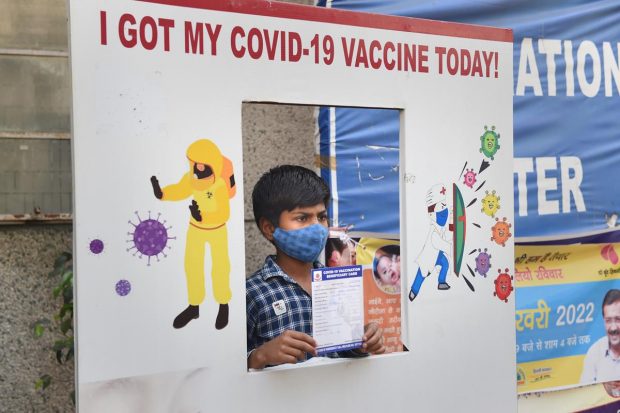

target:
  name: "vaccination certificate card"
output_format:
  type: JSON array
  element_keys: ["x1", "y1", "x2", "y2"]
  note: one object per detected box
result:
[{"x1": 311, "y1": 265, "x2": 364, "y2": 355}]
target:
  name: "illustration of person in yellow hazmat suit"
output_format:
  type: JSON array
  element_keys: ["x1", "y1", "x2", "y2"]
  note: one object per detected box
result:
[{"x1": 150, "y1": 139, "x2": 236, "y2": 330}]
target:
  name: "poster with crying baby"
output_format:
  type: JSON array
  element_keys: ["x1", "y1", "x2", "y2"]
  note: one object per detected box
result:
[{"x1": 326, "y1": 235, "x2": 403, "y2": 353}]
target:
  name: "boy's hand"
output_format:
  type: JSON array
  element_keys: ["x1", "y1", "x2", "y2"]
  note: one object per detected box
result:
[
  {"x1": 248, "y1": 330, "x2": 317, "y2": 370},
  {"x1": 359, "y1": 322, "x2": 386, "y2": 355}
]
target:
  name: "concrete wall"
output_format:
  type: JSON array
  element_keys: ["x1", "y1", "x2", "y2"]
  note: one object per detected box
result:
[
  {"x1": 0, "y1": 1, "x2": 315, "y2": 411},
  {"x1": 242, "y1": 103, "x2": 316, "y2": 274},
  {"x1": 0, "y1": 225, "x2": 74, "y2": 413}
]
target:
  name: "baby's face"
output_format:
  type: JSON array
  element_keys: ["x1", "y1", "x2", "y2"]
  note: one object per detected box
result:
[{"x1": 377, "y1": 254, "x2": 401, "y2": 285}]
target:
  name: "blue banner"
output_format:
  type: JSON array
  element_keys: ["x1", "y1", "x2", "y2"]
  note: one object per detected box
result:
[
  {"x1": 318, "y1": 107, "x2": 400, "y2": 234},
  {"x1": 516, "y1": 282, "x2": 602, "y2": 364},
  {"x1": 317, "y1": 0, "x2": 620, "y2": 240}
]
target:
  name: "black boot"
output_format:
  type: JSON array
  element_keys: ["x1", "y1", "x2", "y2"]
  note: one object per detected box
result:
[
  {"x1": 215, "y1": 304, "x2": 229, "y2": 330},
  {"x1": 173, "y1": 305, "x2": 199, "y2": 329}
]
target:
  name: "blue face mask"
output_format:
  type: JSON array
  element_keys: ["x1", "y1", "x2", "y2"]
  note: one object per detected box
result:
[
  {"x1": 435, "y1": 208, "x2": 449, "y2": 227},
  {"x1": 273, "y1": 224, "x2": 329, "y2": 263}
]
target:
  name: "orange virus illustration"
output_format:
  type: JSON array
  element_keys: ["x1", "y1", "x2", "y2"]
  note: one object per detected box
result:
[
  {"x1": 491, "y1": 217, "x2": 512, "y2": 247},
  {"x1": 494, "y1": 268, "x2": 513, "y2": 302}
]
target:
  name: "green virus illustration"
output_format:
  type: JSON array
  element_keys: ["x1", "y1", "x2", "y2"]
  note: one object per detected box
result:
[
  {"x1": 479, "y1": 125, "x2": 500, "y2": 160},
  {"x1": 481, "y1": 190, "x2": 500, "y2": 217}
]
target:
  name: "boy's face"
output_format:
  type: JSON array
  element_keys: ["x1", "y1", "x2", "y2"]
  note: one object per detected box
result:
[{"x1": 279, "y1": 203, "x2": 329, "y2": 231}]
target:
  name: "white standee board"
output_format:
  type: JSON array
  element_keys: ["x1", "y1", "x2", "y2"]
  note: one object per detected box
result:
[{"x1": 69, "y1": 0, "x2": 515, "y2": 411}]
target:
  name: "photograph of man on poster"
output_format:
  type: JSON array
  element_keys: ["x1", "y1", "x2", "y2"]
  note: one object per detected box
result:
[{"x1": 581, "y1": 289, "x2": 620, "y2": 383}]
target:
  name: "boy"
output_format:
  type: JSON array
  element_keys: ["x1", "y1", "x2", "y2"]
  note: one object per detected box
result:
[{"x1": 246, "y1": 165, "x2": 385, "y2": 369}]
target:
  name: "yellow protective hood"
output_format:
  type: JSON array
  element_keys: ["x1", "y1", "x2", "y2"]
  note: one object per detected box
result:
[{"x1": 186, "y1": 139, "x2": 223, "y2": 176}]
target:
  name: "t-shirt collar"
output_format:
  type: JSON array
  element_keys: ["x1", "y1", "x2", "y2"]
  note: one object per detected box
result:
[{"x1": 261, "y1": 255, "x2": 323, "y2": 283}]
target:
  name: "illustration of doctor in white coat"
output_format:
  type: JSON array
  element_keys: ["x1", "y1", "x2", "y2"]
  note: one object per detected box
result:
[{"x1": 408, "y1": 183, "x2": 453, "y2": 301}]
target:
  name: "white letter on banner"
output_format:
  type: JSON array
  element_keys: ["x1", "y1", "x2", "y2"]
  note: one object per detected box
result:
[
  {"x1": 564, "y1": 40, "x2": 575, "y2": 96},
  {"x1": 560, "y1": 156, "x2": 586, "y2": 213},
  {"x1": 514, "y1": 158, "x2": 534, "y2": 217},
  {"x1": 536, "y1": 157, "x2": 560, "y2": 215},
  {"x1": 538, "y1": 39, "x2": 562, "y2": 96},
  {"x1": 516, "y1": 38, "x2": 543, "y2": 96},
  {"x1": 577, "y1": 41, "x2": 601, "y2": 97},
  {"x1": 603, "y1": 42, "x2": 620, "y2": 97}
]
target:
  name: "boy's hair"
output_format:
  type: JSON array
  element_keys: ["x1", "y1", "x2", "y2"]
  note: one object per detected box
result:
[{"x1": 252, "y1": 165, "x2": 330, "y2": 227}]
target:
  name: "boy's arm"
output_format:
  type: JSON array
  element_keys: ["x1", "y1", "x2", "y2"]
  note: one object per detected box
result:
[
  {"x1": 248, "y1": 330, "x2": 317, "y2": 370},
  {"x1": 246, "y1": 284, "x2": 317, "y2": 369}
]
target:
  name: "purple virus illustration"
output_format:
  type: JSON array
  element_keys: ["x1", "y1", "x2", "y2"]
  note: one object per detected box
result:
[
  {"x1": 475, "y1": 248, "x2": 492, "y2": 277},
  {"x1": 115, "y1": 279, "x2": 131, "y2": 296},
  {"x1": 89, "y1": 239, "x2": 104, "y2": 254},
  {"x1": 127, "y1": 211, "x2": 175, "y2": 265}
]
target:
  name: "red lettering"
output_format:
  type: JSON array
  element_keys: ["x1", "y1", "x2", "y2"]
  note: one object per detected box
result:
[
  {"x1": 341, "y1": 37, "x2": 355, "y2": 67},
  {"x1": 418, "y1": 44, "x2": 428, "y2": 73},
  {"x1": 369, "y1": 40, "x2": 382, "y2": 69},
  {"x1": 355, "y1": 39, "x2": 368, "y2": 68},
  {"x1": 205, "y1": 24, "x2": 221, "y2": 56},
  {"x1": 185, "y1": 21, "x2": 203, "y2": 54},
  {"x1": 280, "y1": 31, "x2": 286, "y2": 61},
  {"x1": 158, "y1": 18, "x2": 174, "y2": 52},
  {"x1": 264, "y1": 29, "x2": 279, "y2": 61},
  {"x1": 471, "y1": 51, "x2": 483, "y2": 77},
  {"x1": 247, "y1": 28, "x2": 263, "y2": 59},
  {"x1": 231, "y1": 26, "x2": 245, "y2": 58},
  {"x1": 383, "y1": 42, "x2": 395, "y2": 71},
  {"x1": 288, "y1": 32, "x2": 301, "y2": 62},
  {"x1": 119, "y1": 13, "x2": 137, "y2": 48},
  {"x1": 460, "y1": 49, "x2": 471, "y2": 75},
  {"x1": 139, "y1": 16, "x2": 157, "y2": 50},
  {"x1": 100, "y1": 11, "x2": 107, "y2": 45},
  {"x1": 435, "y1": 46, "x2": 446, "y2": 74},
  {"x1": 483, "y1": 50, "x2": 493, "y2": 77},
  {"x1": 447, "y1": 48, "x2": 459, "y2": 75},
  {"x1": 404, "y1": 44, "x2": 416, "y2": 72}
]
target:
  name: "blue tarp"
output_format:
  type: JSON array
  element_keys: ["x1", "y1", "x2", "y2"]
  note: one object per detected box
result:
[{"x1": 317, "y1": 0, "x2": 620, "y2": 240}]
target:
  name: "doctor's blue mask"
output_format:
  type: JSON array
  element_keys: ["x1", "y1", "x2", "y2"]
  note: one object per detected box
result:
[
  {"x1": 435, "y1": 208, "x2": 449, "y2": 227},
  {"x1": 273, "y1": 224, "x2": 329, "y2": 263}
]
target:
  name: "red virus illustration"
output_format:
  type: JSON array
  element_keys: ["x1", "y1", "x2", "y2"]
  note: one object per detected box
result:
[
  {"x1": 127, "y1": 211, "x2": 175, "y2": 265},
  {"x1": 491, "y1": 217, "x2": 512, "y2": 247},
  {"x1": 463, "y1": 168, "x2": 477, "y2": 189},
  {"x1": 494, "y1": 268, "x2": 513, "y2": 302}
]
